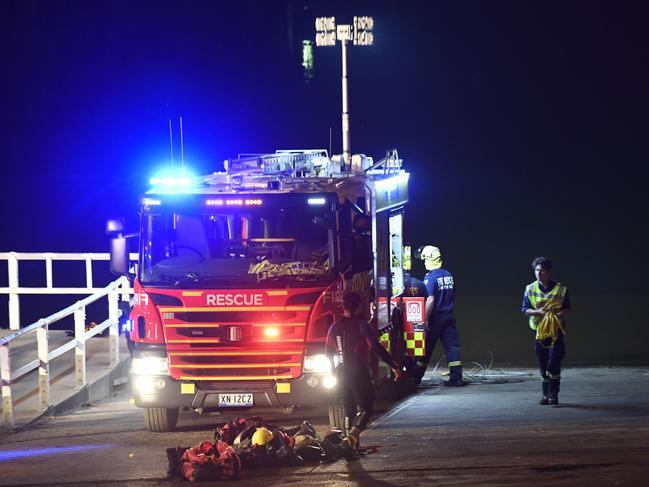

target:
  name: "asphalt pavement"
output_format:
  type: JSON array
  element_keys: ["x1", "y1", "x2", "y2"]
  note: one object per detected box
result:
[{"x1": 1, "y1": 366, "x2": 648, "y2": 486}]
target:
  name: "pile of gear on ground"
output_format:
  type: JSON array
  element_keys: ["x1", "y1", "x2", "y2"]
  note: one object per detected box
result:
[{"x1": 167, "y1": 417, "x2": 375, "y2": 482}]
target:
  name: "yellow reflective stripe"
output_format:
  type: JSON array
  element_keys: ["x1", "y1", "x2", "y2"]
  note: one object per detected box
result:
[{"x1": 448, "y1": 361, "x2": 462, "y2": 367}]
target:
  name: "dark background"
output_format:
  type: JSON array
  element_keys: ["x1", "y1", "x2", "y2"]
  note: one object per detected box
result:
[{"x1": 1, "y1": 0, "x2": 647, "y2": 364}]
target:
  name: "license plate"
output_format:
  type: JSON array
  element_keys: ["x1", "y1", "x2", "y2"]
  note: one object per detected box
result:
[{"x1": 218, "y1": 393, "x2": 253, "y2": 407}]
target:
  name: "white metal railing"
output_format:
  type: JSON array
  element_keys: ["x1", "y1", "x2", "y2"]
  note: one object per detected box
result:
[
  {"x1": 0, "y1": 252, "x2": 137, "y2": 429},
  {"x1": 0, "y1": 276, "x2": 133, "y2": 429},
  {"x1": 0, "y1": 252, "x2": 137, "y2": 330}
]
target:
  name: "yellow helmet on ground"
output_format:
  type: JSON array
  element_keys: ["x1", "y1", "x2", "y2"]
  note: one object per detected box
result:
[
  {"x1": 294, "y1": 434, "x2": 309, "y2": 450},
  {"x1": 251, "y1": 427, "x2": 274, "y2": 446}
]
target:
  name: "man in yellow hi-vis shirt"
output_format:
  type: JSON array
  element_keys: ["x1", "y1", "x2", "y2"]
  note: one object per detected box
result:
[{"x1": 522, "y1": 257, "x2": 571, "y2": 405}]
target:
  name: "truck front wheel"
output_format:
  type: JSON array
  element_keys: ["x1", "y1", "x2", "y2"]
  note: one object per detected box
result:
[
  {"x1": 328, "y1": 404, "x2": 346, "y2": 435},
  {"x1": 144, "y1": 407, "x2": 179, "y2": 432}
]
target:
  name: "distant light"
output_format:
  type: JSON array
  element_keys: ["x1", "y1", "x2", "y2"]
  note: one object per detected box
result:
[
  {"x1": 263, "y1": 327, "x2": 280, "y2": 338},
  {"x1": 308, "y1": 197, "x2": 326, "y2": 205},
  {"x1": 302, "y1": 40, "x2": 314, "y2": 70},
  {"x1": 141, "y1": 198, "x2": 161, "y2": 206}
]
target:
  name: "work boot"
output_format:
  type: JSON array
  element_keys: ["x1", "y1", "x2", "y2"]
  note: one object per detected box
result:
[
  {"x1": 548, "y1": 379, "x2": 560, "y2": 405},
  {"x1": 539, "y1": 381, "x2": 549, "y2": 405},
  {"x1": 444, "y1": 378, "x2": 468, "y2": 386}
]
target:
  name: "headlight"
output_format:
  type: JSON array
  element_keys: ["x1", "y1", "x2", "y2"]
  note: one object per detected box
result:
[
  {"x1": 322, "y1": 375, "x2": 337, "y2": 389},
  {"x1": 132, "y1": 356, "x2": 169, "y2": 375},
  {"x1": 303, "y1": 354, "x2": 332, "y2": 374}
]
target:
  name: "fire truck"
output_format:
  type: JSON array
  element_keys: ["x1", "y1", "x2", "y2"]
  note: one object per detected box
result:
[{"x1": 108, "y1": 148, "x2": 420, "y2": 432}]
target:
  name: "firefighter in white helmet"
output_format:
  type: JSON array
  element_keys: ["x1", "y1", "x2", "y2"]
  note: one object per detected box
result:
[{"x1": 413, "y1": 245, "x2": 466, "y2": 386}]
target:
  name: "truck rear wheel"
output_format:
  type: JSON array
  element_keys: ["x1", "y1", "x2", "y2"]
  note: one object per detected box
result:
[
  {"x1": 374, "y1": 377, "x2": 398, "y2": 401},
  {"x1": 328, "y1": 404, "x2": 346, "y2": 435},
  {"x1": 144, "y1": 407, "x2": 179, "y2": 432}
]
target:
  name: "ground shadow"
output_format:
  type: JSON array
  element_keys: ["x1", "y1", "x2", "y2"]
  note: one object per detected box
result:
[{"x1": 344, "y1": 456, "x2": 401, "y2": 487}]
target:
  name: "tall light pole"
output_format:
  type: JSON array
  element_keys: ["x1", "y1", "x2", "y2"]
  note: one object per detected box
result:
[{"x1": 316, "y1": 16, "x2": 374, "y2": 171}]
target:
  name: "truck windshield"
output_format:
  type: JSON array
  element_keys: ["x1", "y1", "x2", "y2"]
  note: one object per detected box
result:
[{"x1": 139, "y1": 206, "x2": 335, "y2": 288}]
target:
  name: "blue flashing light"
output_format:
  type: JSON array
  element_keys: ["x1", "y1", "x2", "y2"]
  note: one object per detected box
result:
[
  {"x1": 149, "y1": 168, "x2": 196, "y2": 191},
  {"x1": 121, "y1": 319, "x2": 134, "y2": 334}
]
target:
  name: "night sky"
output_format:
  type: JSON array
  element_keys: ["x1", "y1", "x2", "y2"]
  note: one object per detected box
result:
[{"x1": 1, "y1": 1, "x2": 648, "y2": 364}]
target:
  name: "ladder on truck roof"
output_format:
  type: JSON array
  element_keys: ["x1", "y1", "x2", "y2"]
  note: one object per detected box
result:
[{"x1": 225, "y1": 150, "x2": 330, "y2": 178}]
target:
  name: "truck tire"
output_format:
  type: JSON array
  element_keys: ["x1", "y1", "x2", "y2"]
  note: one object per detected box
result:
[
  {"x1": 144, "y1": 407, "x2": 179, "y2": 432},
  {"x1": 328, "y1": 404, "x2": 346, "y2": 434},
  {"x1": 374, "y1": 377, "x2": 398, "y2": 401}
]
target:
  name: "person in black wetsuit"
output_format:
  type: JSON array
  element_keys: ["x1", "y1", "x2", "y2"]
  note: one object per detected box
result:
[{"x1": 325, "y1": 291, "x2": 402, "y2": 450}]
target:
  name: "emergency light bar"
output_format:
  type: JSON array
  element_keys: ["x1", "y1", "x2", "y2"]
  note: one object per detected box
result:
[{"x1": 149, "y1": 166, "x2": 197, "y2": 191}]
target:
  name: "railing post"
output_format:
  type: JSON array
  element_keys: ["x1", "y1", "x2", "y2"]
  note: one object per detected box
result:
[
  {"x1": 45, "y1": 253, "x2": 53, "y2": 289},
  {"x1": 0, "y1": 343, "x2": 15, "y2": 430},
  {"x1": 8, "y1": 252, "x2": 20, "y2": 330},
  {"x1": 74, "y1": 306, "x2": 87, "y2": 388},
  {"x1": 37, "y1": 321, "x2": 50, "y2": 411},
  {"x1": 108, "y1": 291, "x2": 119, "y2": 368},
  {"x1": 85, "y1": 254, "x2": 93, "y2": 290}
]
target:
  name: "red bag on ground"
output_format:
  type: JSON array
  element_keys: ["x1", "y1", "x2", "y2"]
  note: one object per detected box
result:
[{"x1": 180, "y1": 440, "x2": 241, "y2": 481}]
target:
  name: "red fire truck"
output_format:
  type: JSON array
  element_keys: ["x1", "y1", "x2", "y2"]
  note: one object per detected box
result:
[{"x1": 108, "y1": 148, "x2": 420, "y2": 431}]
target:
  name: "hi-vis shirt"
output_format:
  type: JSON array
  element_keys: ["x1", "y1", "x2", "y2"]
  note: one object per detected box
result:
[
  {"x1": 522, "y1": 280, "x2": 571, "y2": 330},
  {"x1": 325, "y1": 317, "x2": 397, "y2": 370},
  {"x1": 424, "y1": 268, "x2": 455, "y2": 315}
]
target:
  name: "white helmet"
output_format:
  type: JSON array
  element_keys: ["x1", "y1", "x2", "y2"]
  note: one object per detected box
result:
[
  {"x1": 419, "y1": 245, "x2": 441, "y2": 261},
  {"x1": 418, "y1": 245, "x2": 442, "y2": 270}
]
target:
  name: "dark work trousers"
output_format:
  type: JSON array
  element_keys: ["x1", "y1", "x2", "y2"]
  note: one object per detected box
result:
[
  {"x1": 535, "y1": 332, "x2": 565, "y2": 397},
  {"x1": 417, "y1": 312, "x2": 463, "y2": 382},
  {"x1": 336, "y1": 364, "x2": 374, "y2": 433}
]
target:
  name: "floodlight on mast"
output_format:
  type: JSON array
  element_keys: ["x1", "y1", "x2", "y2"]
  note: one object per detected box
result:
[{"x1": 315, "y1": 16, "x2": 374, "y2": 171}]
